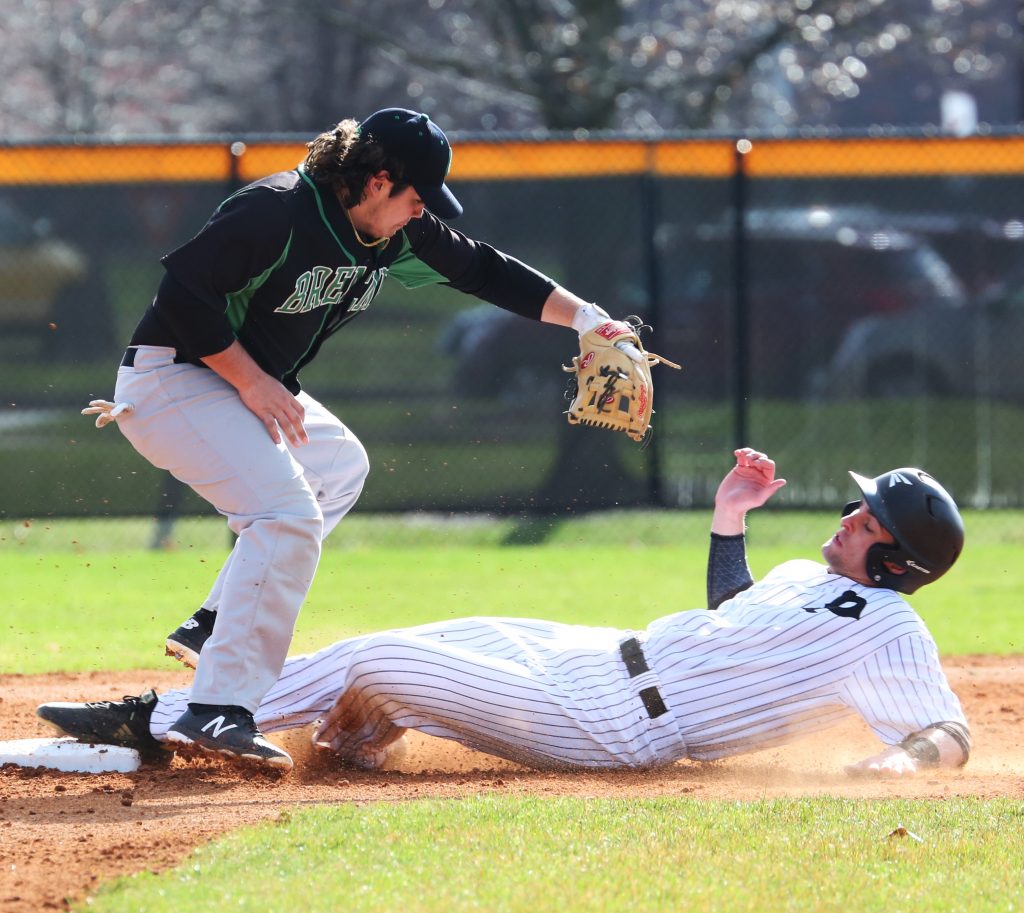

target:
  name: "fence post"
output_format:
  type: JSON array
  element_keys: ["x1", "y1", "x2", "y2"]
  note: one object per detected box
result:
[
  {"x1": 731, "y1": 140, "x2": 751, "y2": 450},
  {"x1": 640, "y1": 142, "x2": 665, "y2": 506},
  {"x1": 151, "y1": 140, "x2": 248, "y2": 549}
]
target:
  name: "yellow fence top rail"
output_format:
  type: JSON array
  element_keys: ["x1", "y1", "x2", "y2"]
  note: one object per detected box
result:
[{"x1": 2, "y1": 136, "x2": 1024, "y2": 185}]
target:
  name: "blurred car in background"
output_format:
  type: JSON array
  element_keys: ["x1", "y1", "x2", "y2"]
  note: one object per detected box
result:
[
  {"x1": 0, "y1": 198, "x2": 88, "y2": 334},
  {"x1": 817, "y1": 267, "x2": 1024, "y2": 401},
  {"x1": 851, "y1": 210, "x2": 1024, "y2": 298},
  {"x1": 440, "y1": 205, "x2": 967, "y2": 401}
]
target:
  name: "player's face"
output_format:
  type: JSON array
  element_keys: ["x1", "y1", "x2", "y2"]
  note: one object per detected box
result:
[
  {"x1": 821, "y1": 501, "x2": 896, "y2": 585},
  {"x1": 355, "y1": 179, "x2": 426, "y2": 239}
]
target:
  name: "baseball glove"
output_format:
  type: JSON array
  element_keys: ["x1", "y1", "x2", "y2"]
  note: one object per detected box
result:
[{"x1": 563, "y1": 316, "x2": 680, "y2": 446}]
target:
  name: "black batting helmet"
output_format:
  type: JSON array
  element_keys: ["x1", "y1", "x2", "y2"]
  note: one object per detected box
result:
[{"x1": 841, "y1": 468, "x2": 964, "y2": 594}]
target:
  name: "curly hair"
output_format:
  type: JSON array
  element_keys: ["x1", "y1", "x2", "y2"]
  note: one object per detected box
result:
[{"x1": 303, "y1": 120, "x2": 412, "y2": 207}]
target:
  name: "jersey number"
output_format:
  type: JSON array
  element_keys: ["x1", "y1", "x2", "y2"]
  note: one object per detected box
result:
[{"x1": 803, "y1": 590, "x2": 867, "y2": 620}]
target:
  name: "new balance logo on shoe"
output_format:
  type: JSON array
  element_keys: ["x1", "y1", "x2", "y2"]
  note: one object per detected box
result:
[
  {"x1": 166, "y1": 705, "x2": 294, "y2": 771},
  {"x1": 200, "y1": 716, "x2": 240, "y2": 738},
  {"x1": 181, "y1": 618, "x2": 200, "y2": 630}
]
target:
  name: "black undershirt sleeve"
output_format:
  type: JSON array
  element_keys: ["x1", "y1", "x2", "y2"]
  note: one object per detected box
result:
[
  {"x1": 707, "y1": 532, "x2": 754, "y2": 610},
  {"x1": 405, "y1": 216, "x2": 556, "y2": 320}
]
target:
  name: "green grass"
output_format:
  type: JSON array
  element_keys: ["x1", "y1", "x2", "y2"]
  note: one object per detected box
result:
[
  {"x1": 1, "y1": 509, "x2": 1021, "y2": 673},
  {"x1": 82, "y1": 796, "x2": 1024, "y2": 913},
  {"x1": 1, "y1": 543, "x2": 708, "y2": 674}
]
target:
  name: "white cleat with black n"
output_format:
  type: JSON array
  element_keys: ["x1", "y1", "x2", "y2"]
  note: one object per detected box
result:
[{"x1": 166, "y1": 705, "x2": 293, "y2": 771}]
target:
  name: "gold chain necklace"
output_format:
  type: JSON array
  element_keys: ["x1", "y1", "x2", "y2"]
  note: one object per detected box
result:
[{"x1": 344, "y1": 206, "x2": 389, "y2": 249}]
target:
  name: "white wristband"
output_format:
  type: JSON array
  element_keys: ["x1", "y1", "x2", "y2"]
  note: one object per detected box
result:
[{"x1": 571, "y1": 302, "x2": 611, "y2": 335}]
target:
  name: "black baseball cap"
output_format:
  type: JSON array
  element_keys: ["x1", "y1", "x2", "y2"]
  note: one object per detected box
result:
[{"x1": 358, "y1": 108, "x2": 463, "y2": 219}]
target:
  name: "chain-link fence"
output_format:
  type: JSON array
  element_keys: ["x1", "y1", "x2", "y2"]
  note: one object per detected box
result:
[{"x1": 2, "y1": 131, "x2": 1022, "y2": 523}]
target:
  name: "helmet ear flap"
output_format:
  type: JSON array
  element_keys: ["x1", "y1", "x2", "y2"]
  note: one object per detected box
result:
[
  {"x1": 840, "y1": 500, "x2": 860, "y2": 518},
  {"x1": 865, "y1": 542, "x2": 934, "y2": 594},
  {"x1": 865, "y1": 543, "x2": 903, "y2": 588}
]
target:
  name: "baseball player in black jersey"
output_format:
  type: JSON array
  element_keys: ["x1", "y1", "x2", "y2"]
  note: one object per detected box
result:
[
  {"x1": 87, "y1": 108, "x2": 621, "y2": 771},
  {"x1": 40, "y1": 449, "x2": 970, "y2": 777}
]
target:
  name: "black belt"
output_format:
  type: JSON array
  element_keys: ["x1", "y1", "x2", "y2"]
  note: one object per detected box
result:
[
  {"x1": 619, "y1": 637, "x2": 668, "y2": 719},
  {"x1": 121, "y1": 347, "x2": 192, "y2": 367}
]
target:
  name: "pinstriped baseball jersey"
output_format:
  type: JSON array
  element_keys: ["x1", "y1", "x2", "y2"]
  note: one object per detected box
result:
[
  {"x1": 146, "y1": 559, "x2": 965, "y2": 770},
  {"x1": 645, "y1": 559, "x2": 966, "y2": 760}
]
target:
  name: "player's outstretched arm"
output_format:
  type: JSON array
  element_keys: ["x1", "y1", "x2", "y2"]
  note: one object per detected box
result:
[
  {"x1": 845, "y1": 725, "x2": 970, "y2": 778},
  {"x1": 704, "y1": 448, "x2": 785, "y2": 608},
  {"x1": 711, "y1": 448, "x2": 787, "y2": 536},
  {"x1": 539, "y1": 287, "x2": 606, "y2": 330}
]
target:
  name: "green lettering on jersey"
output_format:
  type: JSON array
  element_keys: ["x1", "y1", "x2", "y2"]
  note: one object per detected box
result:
[
  {"x1": 275, "y1": 271, "x2": 311, "y2": 314},
  {"x1": 349, "y1": 267, "x2": 389, "y2": 313},
  {"x1": 322, "y1": 266, "x2": 362, "y2": 305},
  {"x1": 276, "y1": 265, "x2": 370, "y2": 315},
  {"x1": 300, "y1": 266, "x2": 335, "y2": 313}
]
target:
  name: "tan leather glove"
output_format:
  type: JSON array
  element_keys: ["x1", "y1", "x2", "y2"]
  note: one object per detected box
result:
[{"x1": 563, "y1": 316, "x2": 680, "y2": 446}]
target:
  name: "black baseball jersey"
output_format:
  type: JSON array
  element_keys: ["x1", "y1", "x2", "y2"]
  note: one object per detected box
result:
[{"x1": 129, "y1": 167, "x2": 557, "y2": 392}]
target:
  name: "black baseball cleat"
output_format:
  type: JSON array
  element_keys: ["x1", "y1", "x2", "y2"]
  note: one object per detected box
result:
[
  {"x1": 165, "y1": 705, "x2": 293, "y2": 771},
  {"x1": 165, "y1": 607, "x2": 217, "y2": 668},
  {"x1": 36, "y1": 689, "x2": 162, "y2": 754}
]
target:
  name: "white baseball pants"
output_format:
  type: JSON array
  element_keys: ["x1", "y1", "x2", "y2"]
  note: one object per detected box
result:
[
  {"x1": 114, "y1": 346, "x2": 369, "y2": 712},
  {"x1": 147, "y1": 617, "x2": 687, "y2": 769}
]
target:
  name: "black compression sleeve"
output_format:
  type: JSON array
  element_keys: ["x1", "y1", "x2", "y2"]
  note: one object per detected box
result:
[
  {"x1": 454, "y1": 245, "x2": 556, "y2": 319},
  {"x1": 405, "y1": 216, "x2": 555, "y2": 320},
  {"x1": 707, "y1": 533, "x2": 753, "y2": 610}
]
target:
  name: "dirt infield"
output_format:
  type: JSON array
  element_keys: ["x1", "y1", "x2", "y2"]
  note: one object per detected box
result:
[{"x1": 2, "y1": 656, "x2": 1022, "y2": 912}]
